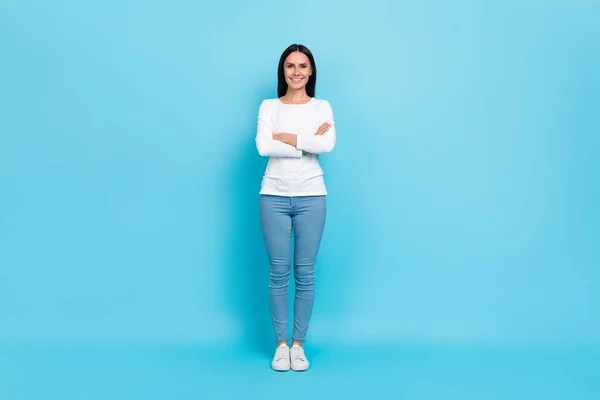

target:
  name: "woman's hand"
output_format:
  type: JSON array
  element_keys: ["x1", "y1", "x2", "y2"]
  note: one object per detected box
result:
[
  {"x1": 273, "y1": 123, "x2": 331, "y2": 147},
  {"x1": 272, "y1": 133, "x2": 297, "y2": 147},
  {"x1": 315, "y1": 122, "x2": 332, "y2": 136}
]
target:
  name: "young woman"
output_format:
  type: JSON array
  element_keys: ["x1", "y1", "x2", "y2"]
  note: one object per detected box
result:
[{"x1": 255, "y1": 44, "x2": 336, "y2": 371}]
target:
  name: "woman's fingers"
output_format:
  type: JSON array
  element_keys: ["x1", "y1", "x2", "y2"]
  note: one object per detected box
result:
[{"x1": 315, "y1": 122, "x2": 332, "y2": 135}]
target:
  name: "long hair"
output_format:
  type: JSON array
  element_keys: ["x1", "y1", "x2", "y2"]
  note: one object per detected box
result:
[{"x1": 277, "y1": 44, "x2": 317, "y2": 98}]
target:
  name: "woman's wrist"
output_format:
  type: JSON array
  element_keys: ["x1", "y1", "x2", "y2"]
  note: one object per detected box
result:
[
  {"x1": 273, "y1": 133, "x2": 298, "y2": 148},
  {"x1": 287, "y1": 133, "x2": 297, "y2": 148}
]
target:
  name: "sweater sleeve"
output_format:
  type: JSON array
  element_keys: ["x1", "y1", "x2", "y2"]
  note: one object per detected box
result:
[
  {"x1": 296, "y1": 100, "x2": 336, "y2": 154},
  {"x1": 255, "y1": 100, "x2": 303, "y2": 158}
]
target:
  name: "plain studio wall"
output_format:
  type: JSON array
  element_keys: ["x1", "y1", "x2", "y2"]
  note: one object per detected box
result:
[{"x1": 1, "y1": 0, "x2": 598, "y2": 348}]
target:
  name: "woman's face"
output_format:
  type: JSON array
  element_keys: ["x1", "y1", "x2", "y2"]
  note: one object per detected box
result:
[{"x1": 283, "y1": 51, "x2": 312, "y2": 91}]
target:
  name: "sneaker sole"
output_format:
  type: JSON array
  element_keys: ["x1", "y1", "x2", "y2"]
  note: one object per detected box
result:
[{"x1": 291, "y1": 365, "x2": 309, "y2": 372}]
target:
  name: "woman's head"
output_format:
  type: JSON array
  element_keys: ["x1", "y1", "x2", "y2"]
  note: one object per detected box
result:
[{"x1": 277, "y1": 44, "x2": 317, "y2": 98}]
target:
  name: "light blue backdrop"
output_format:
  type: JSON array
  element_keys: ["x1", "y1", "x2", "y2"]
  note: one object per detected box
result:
[{"x1": 1, "y1": 0, "x2": 598, "y2": 349}]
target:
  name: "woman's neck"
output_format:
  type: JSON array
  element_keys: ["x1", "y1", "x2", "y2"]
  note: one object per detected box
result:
[{"x1": 281, "y1": 89, "x2": 310, "y2": 103}]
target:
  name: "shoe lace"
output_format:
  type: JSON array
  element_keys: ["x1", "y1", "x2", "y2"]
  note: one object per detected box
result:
[
  {"x1": 276, "y1": 346, "x2": 288, "y2": 361},
  {"x1": 293, "y1": 346, "x2": 306, "y2": 361}
]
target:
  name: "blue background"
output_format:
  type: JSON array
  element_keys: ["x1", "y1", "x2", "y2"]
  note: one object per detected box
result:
[{"x1": 1, "y1": 0, "x2": 598, "y2": 398}]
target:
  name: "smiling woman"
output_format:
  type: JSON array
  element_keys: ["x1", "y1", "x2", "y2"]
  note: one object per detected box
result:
[{"x1": 254, "y1": 44, "x2": 337, "y2": 372}]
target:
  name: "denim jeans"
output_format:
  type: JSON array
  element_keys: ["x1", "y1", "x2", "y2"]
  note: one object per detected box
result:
[{"x1": 259, "y1": 194, "x2": 326, "y2": 344}]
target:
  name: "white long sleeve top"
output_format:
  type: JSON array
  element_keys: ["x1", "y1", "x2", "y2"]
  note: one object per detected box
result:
[{"x1": 255, "y1": 98, "x2": 336, "y2": 196}]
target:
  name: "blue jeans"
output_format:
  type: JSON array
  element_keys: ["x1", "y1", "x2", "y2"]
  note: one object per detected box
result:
[{"x1": 259, "y1": 195, "x2": 326, "y2": 344}]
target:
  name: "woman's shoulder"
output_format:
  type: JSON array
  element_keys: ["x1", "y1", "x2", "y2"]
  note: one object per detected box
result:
[
  {"x1": 313, "y1": 98, "x2": 331, "y2": 106},
  {"x1": 313, "y1": 98, "x2": 333, "y2": 113},
  {"x1": 257, "y1": 98, "x2": 279, "y2": 114},
  {"x1": 260, "y1": 98, "x2": 279, "y2": 106}
]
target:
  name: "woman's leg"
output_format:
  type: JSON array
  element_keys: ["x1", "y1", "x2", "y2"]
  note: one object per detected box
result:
[
  {"x1": 259, "y1": 195, "x2": 293, "y2": 344},
  {"x1": 290, "y1": 195, "x2": 326, "y2": 344}
]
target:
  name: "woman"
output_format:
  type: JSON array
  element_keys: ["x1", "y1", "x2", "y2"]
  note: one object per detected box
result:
[{"x1": 255, "y1": 44, "x2": 336, "y2": 371}]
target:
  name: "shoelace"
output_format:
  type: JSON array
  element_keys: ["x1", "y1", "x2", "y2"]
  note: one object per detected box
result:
[
  {"x1": 276, "y1": 346, "x2": 288, "y2": 361},
  {"x1": 292, "y1": 347, "x2": 306, "y2": 361}
]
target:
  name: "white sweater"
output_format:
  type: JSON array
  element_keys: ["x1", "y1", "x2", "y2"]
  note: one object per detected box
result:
[{"x1": 256, "y1": 98, "x2": 336, "y2": 196}]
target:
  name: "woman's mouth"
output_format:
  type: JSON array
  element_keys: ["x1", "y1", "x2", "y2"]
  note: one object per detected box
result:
[{"x1": 290, "y1": 77, "x2": 303, "y2": 83}]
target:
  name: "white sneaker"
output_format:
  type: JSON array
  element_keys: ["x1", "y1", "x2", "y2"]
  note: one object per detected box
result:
[
  {"x1": 271, "y1": 344, "x2": 290, "y2": 371},
  {"x1": 290, "y1": 345, "x2": 309, "y2": 371}
]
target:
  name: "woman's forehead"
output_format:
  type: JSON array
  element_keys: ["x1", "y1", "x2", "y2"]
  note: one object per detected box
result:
[{"x1": 285, "y1": 51, "x2": 310, "y2": 64}]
